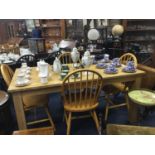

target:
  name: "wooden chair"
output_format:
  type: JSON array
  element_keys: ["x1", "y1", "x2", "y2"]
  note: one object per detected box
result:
[
  {"x1": 120, "y1": 52, "x2": 138, "y2": 67},
  {"x1": 0, "y1": 64, "x2": 55, "y2": 130},
  {"x1": 104, "y1": 53, "x2": 137, "y2": 122},
  {"x1": 0, "y1": 90, "x2": 11, "y2": 133},
  {"x1": 16, "y1": 54, "x2": 37, "y2": 67},
  {"x1": 62, "y1": 69, "x2": 103, "y2": 134},
  {"x1": 13, "y1": 127, "x2": 54, "y2": 135},
  {"x1": 106, "y1": 124, "x2": 155, "y2": 135},
  {"x1": 45, "y1": 51, "x2": 62, "y2": 65},
  {"x1": 58, "y1": 52, "x2": 72, "y2": 64},
  {"x1": 112, "y1": 52, "x2": 138, "y2": 91}
]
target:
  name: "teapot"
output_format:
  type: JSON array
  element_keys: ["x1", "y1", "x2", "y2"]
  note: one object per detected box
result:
[
  {"x1": 53, "y1": 57, "x2": 62, "y2": 73},
  {"x1": 71, "y1": 47, "x2": 80, "y2": 67},
  {"x1": 82, "y1": 50, "x2": 92, "y2": 68}
]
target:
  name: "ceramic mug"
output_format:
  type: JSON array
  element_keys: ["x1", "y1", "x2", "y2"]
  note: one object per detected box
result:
[
  {"x1": 40, "y1": 75, "x2": 48, "y2": 84},
  {"x1": 22, "y1": 62, "x2": 27, "y2": 68}
]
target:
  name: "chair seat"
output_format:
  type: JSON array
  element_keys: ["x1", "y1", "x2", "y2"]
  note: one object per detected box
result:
[
  {"x1": 23, "y1": 94, "x2": 48, "y2": 109},
  {"x1": 64, "y1": 101, "x2": 99, "y2": 112},
  {"x1": 0, "y1": 91, "x2": 9, "y2": 106}
]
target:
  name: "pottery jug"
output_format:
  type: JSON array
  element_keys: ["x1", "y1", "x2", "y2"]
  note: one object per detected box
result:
[
  {"x1": 82, "y1": 50, "x2": 92, "y2": 67},
  {"x1": 71, "y1": 47, "x2": 80, "y2": 63},
  {"x1": 53, "y1": 57, "x2": 61, "y2": 73}
]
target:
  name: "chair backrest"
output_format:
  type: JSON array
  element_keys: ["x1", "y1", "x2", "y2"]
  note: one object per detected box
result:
[
  {"x1": 45, "y1": 51, "x2": 62, "y2": 65},
  {"x1": 1, "y1": 64, "x2": 14, "y2": 87},
  {"x1": 62, "y1": 69, "x2": 103, "y2": 105},
  {"x1": 120, "y1": 53, "x2": 137, "y2": 67},
  {"x1": 107, "y1": 124, "x2": 155, "y2": 135},
  {"x1": 58, "y1": 52, "x2": 72, "y2": 64},
  {"x1": 16, "y1": 54, "x2": 36, "y2": 67}
]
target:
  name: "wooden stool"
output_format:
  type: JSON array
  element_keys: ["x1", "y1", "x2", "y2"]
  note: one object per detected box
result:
[
  {"x1": 13, "y1": 127, "x2": 54, "y2": 135},
  {"x1": 128, "y1": 89, "x2": 155, "y2": 121}
]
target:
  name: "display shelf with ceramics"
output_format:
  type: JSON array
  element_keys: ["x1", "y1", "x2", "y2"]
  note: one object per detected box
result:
[
  {"x1": 122, "y1": 19, "x2": 155, "y2": 53},
  {"x1": 39, "y1": 19, "x2": 66, "y2": 44}
]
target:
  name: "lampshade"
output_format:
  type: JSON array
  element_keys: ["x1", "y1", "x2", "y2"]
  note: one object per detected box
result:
[
  {"x1": 87, "y1": 29, "x2": 100, "y2": 40},
  {"x1": 112, "y1": 24, "x2": 124, "y2": 36}
]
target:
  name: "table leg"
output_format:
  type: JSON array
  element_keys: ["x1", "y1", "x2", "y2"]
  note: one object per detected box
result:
[
  {"x1": 128, "y1": 77, "x2": 142, "y2": 123},
  {"x1": 13, "y1": 93, "x2": 27, "y2": 130}
]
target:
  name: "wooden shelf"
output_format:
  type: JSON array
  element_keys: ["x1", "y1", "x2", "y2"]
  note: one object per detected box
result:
[
  {"x1": 126, "y1": 29, "x2": 155, "y2": 32},
  {"x1": 123, "y1": 19, "x2": 155, "y2": 49},
  {"x1": 39, "y1": 19, "x2": 66, "y2": 45},
  {"x1": 127, "y1": 19, "x2": 155, "y2": 22},
  {"x1": 42, "y1": 26, "x2": 61, "y2": 28},
  {"x1": 125, "y1": 39, "x2": 155, "y2": 42},
  {"x1": 43, "y1": 35, "x2": 61, "y2": 38}
]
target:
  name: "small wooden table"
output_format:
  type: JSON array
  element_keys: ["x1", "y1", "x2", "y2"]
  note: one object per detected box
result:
[
  {"x1": 128, "y1": 89, "x2": 155, "y2": 120},
  {"x1": 8, "y1": 64, "x2": 145, "y2": 130}
]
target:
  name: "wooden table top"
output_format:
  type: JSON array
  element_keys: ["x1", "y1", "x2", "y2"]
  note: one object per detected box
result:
[
  {"x1": 128, "y1": 89, "x2": 155, "y2": 106},
  {"x1": 8, "y1": 64, "x2": 145, "y2": 93}
]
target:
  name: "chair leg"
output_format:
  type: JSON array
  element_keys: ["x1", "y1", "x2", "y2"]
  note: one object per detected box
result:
[
  {"x1": 64, "y1": 111, "x2": 68, "y2": 123},
  {"x1": 91, "y1": 111, "x2": 100, "y2": 133},
  {"x1": 45, "y1": 107, "x2": 55, "y2": 131},
  {"x1": 125, "y1": 93, "x2": 130, "y2": 111},
  {"x1": 105, "y1": 104, "x2": 109, "y2": 122},
  {"x1": 67, "y1": 112, "x2": 72, "y2": 135}
]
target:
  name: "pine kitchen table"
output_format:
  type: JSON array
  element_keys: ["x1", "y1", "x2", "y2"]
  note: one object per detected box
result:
[{"x1": 8, "y1": 64, "x2": 145, "y2": 130}]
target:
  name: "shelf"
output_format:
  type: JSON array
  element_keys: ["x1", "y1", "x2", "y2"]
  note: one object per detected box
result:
[
  {"x1": 125, "y1": 40, "x2": 155, "y2": 42},
  {"x1": 42, "y1": 25, "x2": 61, "y2": 28},
  {"x1": 39, "y1": 19, "x2": 65, "y2": 45},
  {"x1": 43, "y1": 35, "x2": 61, "y2": 38},
  {"x1": 126, "y1": 29, "x2": 155, "y2": 32},
  {"x1": 127, "y1": 19, "x2": 155, "y2": 22}
]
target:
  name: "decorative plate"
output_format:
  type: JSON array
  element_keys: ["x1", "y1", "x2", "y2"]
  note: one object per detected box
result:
[
  {"x1": 122, "y1": 68, "x2": 136, "y2": 73},
  {"x1": 15, "y1": 79, "x2": 31, "y2": 87},
  {"x1": 96, "y1": 63, "x2": 107, "y2": 69},
  {"x1": 104, "y1": 69, "x2": 118, "y2": 74}
]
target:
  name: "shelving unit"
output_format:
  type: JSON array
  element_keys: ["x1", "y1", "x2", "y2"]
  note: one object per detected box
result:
[
  {"x1": 122, "y1": 19, "x2": 155, "y2": 53},
  {"x1": 39, "y1": 19, "x2": 66, "y2": 44}
]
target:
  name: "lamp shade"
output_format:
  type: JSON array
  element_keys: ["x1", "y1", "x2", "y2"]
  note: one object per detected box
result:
[
  {"x1": 87, "y1": 29, "x2": 100, "y2": 40},
  {"x1": 112, "y1": 24, "x2": 124, "y2": 36}
]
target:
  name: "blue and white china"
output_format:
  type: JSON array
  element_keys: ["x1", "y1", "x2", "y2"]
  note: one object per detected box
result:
[
  {"x1": 123, "y1": 61, "x2": 136, "y2": 72},
  {"x1": 112, "y1": 58, "x2": 121, "y2": 67},
  {"x1": 96, "y1": 63, "x2": 107, "y2": 69},
  {"x1": 98, "y1": 59, "x2": 105, "y2": 63},
  {"x1": 104, "y1": 54, "x2": 110, "y2": 63},
  {"x1": 105, "y1": 63, "x2": 118, "y2": 74}
]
